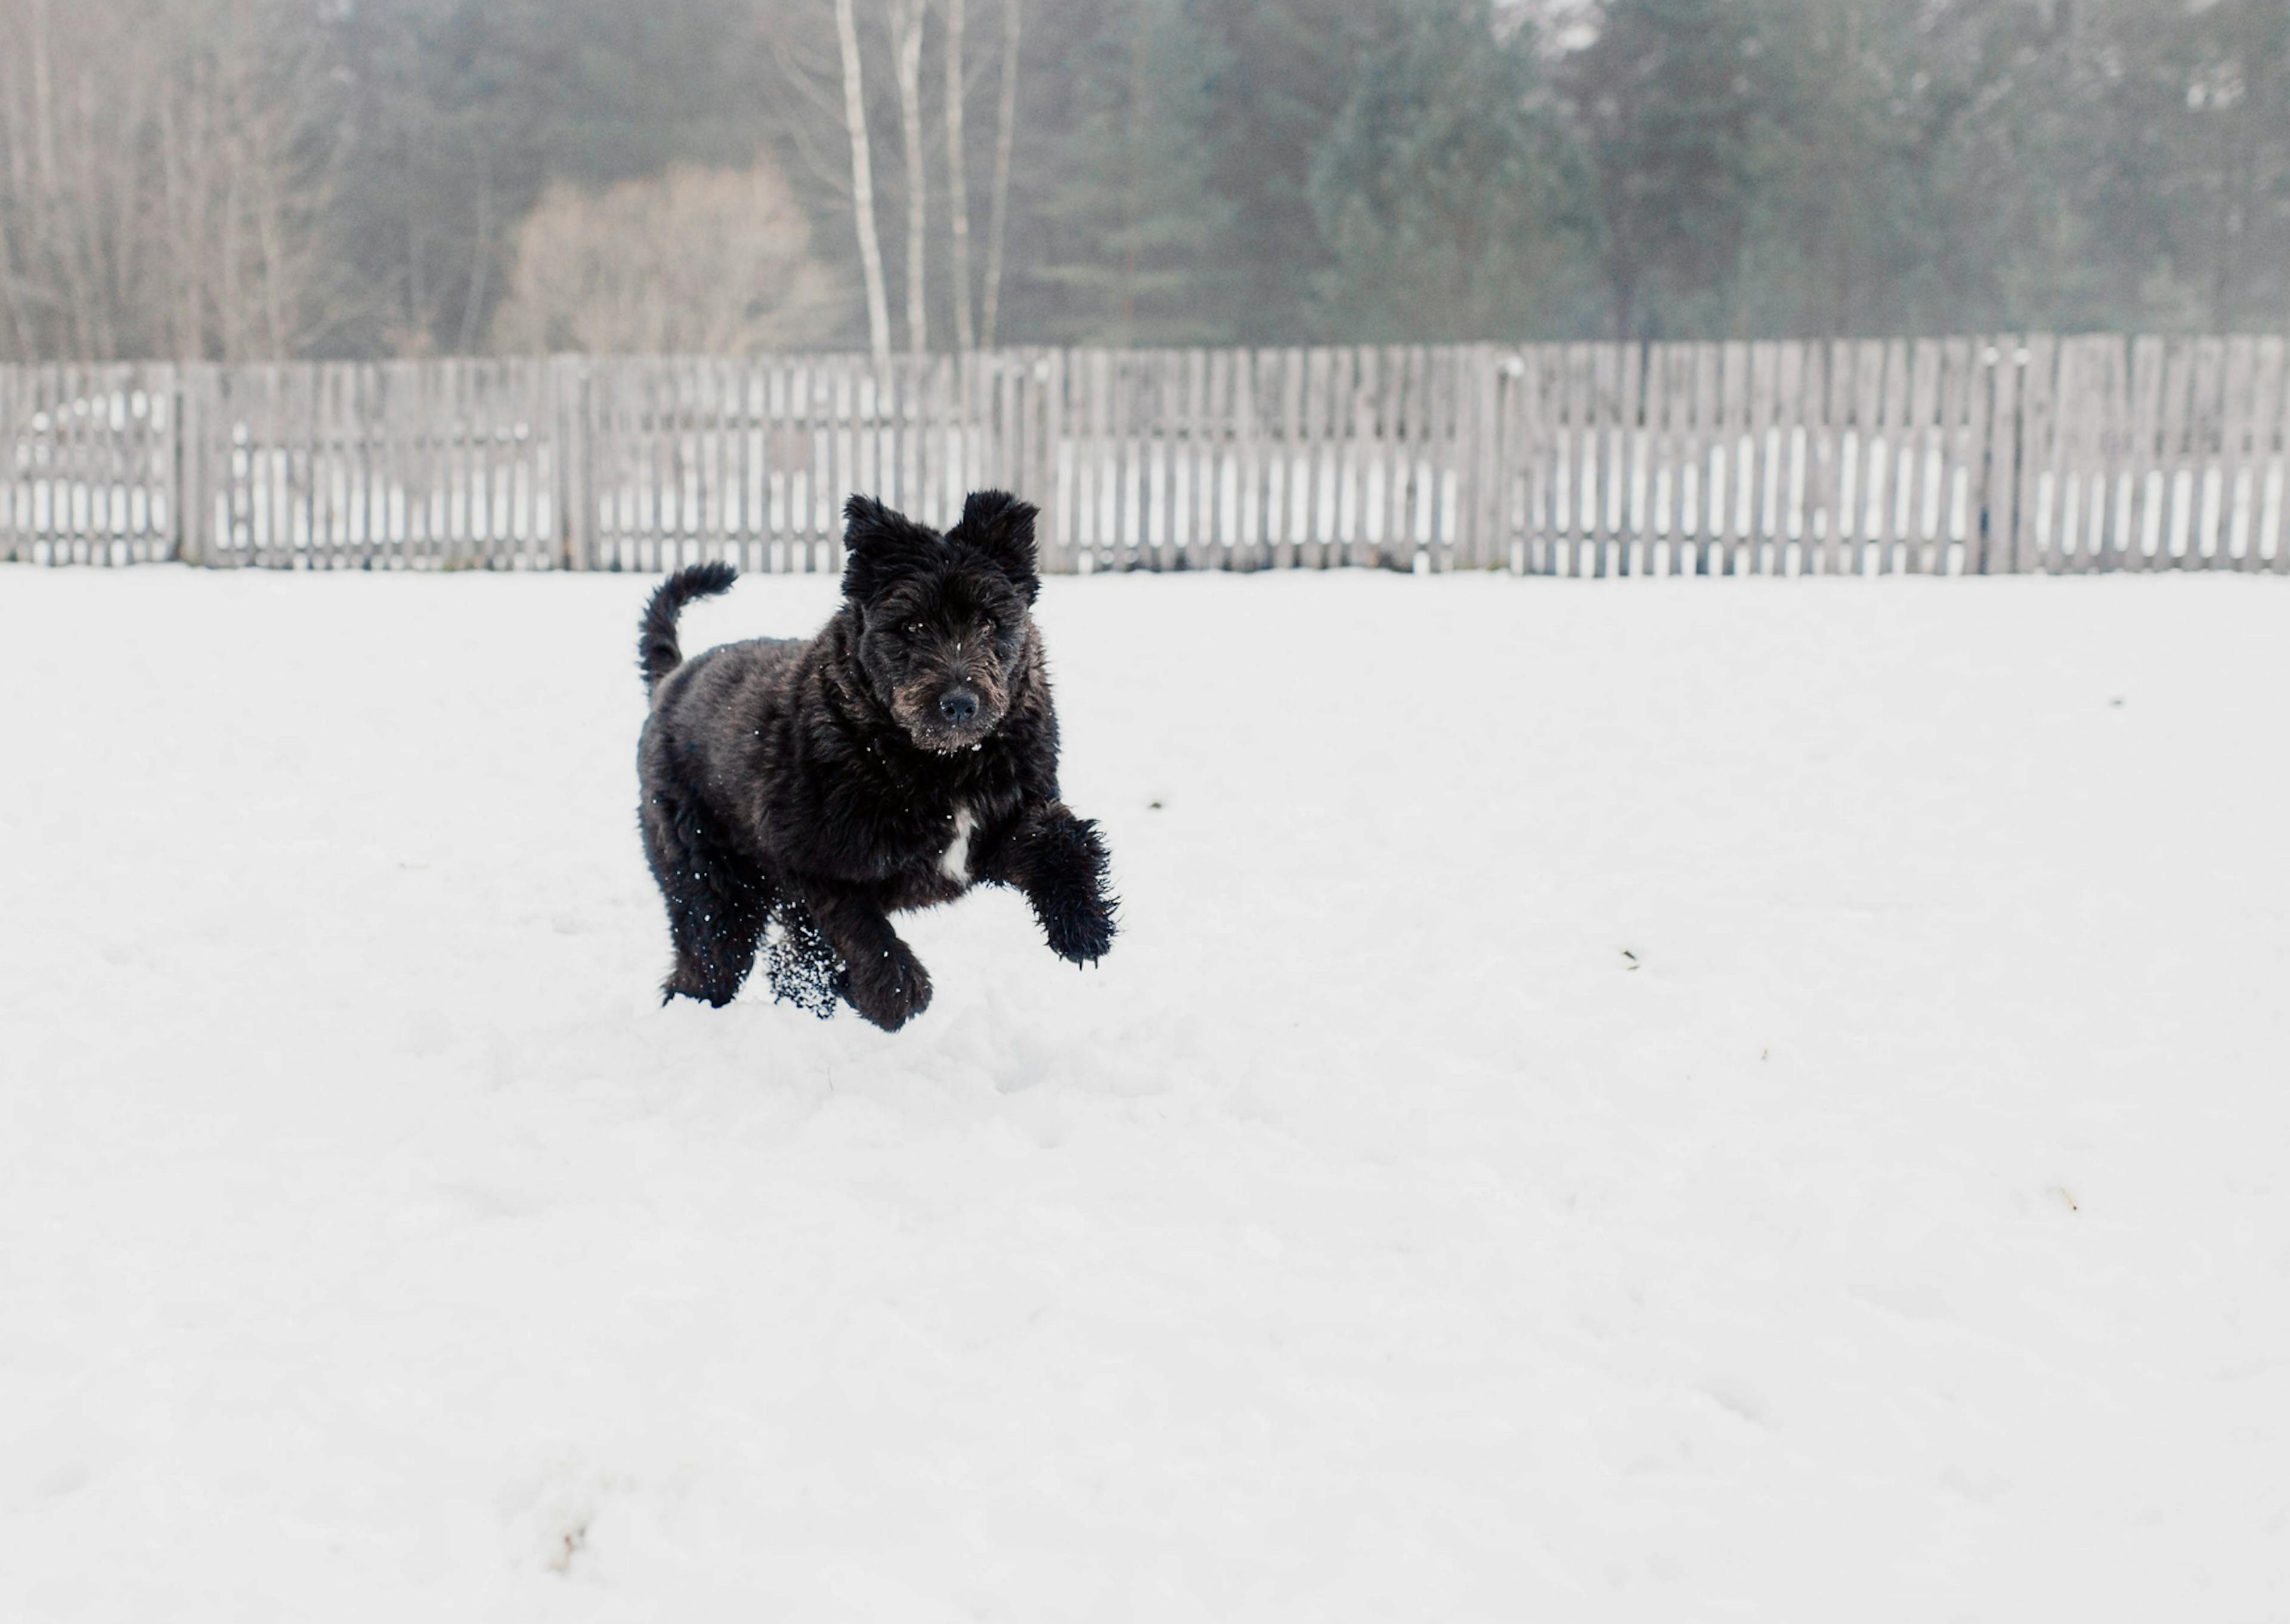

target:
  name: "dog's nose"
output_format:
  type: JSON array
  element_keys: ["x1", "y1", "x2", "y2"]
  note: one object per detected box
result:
[{"x1": 939, "y1": 689, "x2": 979, "y2": 726}]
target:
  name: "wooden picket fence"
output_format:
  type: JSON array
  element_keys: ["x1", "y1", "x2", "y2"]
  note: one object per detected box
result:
[
  {"x1": 0, "y1": 364, "x2": 181, "y2": 565},
  {"x1": 4, "y1": 336, "x2": 2286, "y2": 574}
]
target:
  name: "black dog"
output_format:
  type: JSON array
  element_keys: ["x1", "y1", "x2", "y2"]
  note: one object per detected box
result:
[{"x1": 635, "y1": 491, "x2": 1116, "y2": 1031}]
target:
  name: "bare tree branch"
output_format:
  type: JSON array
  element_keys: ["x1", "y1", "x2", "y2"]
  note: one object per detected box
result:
[{"x1": 773, "y1": 34, "x2": 859, "y2": 201}]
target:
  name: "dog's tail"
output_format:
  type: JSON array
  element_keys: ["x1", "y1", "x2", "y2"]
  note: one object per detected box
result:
[{"x1": 639, "y1": 561, "x2": 738, "y2": 693}]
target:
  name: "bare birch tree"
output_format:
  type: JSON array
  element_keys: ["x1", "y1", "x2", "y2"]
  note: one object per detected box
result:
[
  {"x1": 980, "y1": 0, "x2": 1020, "y2": 348},
  {"x1": 943, "y1": 0, "x2": 974, "y2": 349},
  {"x1": 833, "y1": 0, "x2": 893, "y2": 371},
  {"x1": 0, "y1": 0, "x2": 346, "y2": 362},
  {"x1": 893, "y1": 0, "x2": 930, "y2": 358}
]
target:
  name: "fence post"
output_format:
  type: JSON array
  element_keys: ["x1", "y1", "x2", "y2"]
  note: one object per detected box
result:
[
  {"x1": 556, "y1": 355, "x2": 591, "y2": 569},
  {"x1": 176, "y1": 364, "x2": 211, "y2": 566},
  {"x1": 1038, "y1": 347, "x2": 1067, "y2": 572},
  {"x1": 1988, "y1": 336, "x2": 2022, "y2": 574},
  {"x1": 172, "y1": 367, "x2": 191, "y2": 565}
]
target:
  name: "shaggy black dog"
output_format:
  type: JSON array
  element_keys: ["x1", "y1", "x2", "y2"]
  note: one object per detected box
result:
[{"x1": 635, "y1": 490, "x2": 1116, "y2": 1031}]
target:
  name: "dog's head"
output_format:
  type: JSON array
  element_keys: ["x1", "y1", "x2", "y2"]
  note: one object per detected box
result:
[{"x1": 840, "y1": 490, "x2": 1041, "y2": 754}]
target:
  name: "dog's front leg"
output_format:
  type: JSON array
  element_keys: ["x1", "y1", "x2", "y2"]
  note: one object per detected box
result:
[
  {"x1": 982, "y1": 804, "x2": 1118, "y2": 966},
  {"x1": 798, "y1": 883, "x2": 933, "y2": 1031}
]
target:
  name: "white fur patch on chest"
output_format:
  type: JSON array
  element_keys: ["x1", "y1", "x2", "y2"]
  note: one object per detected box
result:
[{"x1": 937, "y1": 804, "x2": 977, "y2": 884}]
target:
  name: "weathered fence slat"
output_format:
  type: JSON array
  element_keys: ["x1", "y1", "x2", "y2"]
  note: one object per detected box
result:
[
  {"x1": 2258, "y1": 338, "x2": 2289, "y2": 574},
  {"x1": 1610, "y1": 341, "x2": 1639, "y2": 578},
  {"x1": 2063, "y1": 337, "x2": 2109, "y2": 571},
  {"x1": 1764, "y1": 340, "x2": 1797, "y2": 575},
  {"x1": 1938, "y1": 337, "x2": 1975, "y2": 575},
  {"x1": 2013, "y1": 337, "x2": 2053, "y2": 573}
]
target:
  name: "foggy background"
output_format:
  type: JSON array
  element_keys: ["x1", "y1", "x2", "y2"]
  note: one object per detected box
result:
[{"x1": 0, "y1": 0, "x2": 2283, "y2": 365}]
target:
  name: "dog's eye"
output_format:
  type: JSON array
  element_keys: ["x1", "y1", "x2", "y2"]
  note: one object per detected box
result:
[{"x1": 905, "y1": 621, "x2": 924, "y2": 637}]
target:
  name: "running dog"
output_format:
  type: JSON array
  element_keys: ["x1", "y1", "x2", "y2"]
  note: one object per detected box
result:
[{"x1": 635, "y1": 491, "x2": 1116, "y2": 1030}]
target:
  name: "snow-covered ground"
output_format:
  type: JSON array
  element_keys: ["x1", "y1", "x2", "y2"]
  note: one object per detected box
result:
[{"x1": 2, "y1": 566, "x2": 2286, "y2": 1620}]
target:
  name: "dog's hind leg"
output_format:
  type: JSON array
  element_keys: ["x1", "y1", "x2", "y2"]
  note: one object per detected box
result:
[
  {"x1": 642, "y1": 790, "x2": 767, "y2": 1008},
  {"x1": 662, "y1": 879, "x2": 765, "y2": 1008}
]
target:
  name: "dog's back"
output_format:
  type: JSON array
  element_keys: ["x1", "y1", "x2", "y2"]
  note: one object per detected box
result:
[
  {"x1": 636, "y1": 560, "x2": 803, "y2": 761},
  {"x1": 651, "y1": 634, "x2": 802, "y2": 718}
]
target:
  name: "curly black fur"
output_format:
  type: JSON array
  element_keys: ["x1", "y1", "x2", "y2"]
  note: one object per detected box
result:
[
  {"x1": 638, "y1": 559, "x2": 737, "y2": 692},
  {"x1": 635, "y1": 491, "x2": 1118, "y2": 1031}
]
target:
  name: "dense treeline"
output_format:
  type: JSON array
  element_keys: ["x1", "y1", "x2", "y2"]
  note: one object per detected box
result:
[{"x1": 0, "y1": 0, "x2": 2282, "y2": 362}]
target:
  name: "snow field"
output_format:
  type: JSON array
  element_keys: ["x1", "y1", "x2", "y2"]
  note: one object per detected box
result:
[{"x1": 2, "y1": 566, "x2": 2286, "y2": 1619}]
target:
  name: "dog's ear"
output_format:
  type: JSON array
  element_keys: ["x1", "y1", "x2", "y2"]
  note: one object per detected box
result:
[
  {"x1": 948, "y1": 489, "x2": 1040, "y2": 604},
  {"x1": 841, "y1": 495, "x2": 942, "y2": 603}
]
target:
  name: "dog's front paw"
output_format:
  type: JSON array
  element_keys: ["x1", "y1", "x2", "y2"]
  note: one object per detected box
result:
[
  {"x1": 1041, "y1": 892, "x2": 1116, "y2": 966},
  {"x1": 843, "y1": 940, "x2": 934, "y2": 1031},
  {"x1": 1024, "y1": 813, "x2": 1116, "y2": 966}
]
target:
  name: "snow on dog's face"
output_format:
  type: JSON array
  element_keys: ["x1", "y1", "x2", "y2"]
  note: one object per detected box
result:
[{"x1": 841, "y1": 491, "x2": 1041, "y2": 755}]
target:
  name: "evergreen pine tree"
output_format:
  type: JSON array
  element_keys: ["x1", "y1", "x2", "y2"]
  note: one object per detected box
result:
[
  {"x1": 1305, "y1": 2, "x2": 1596, "y2": 340},
  {"x1": 1017, "y1": 0, "x2": 1237, "y2": 343}
]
